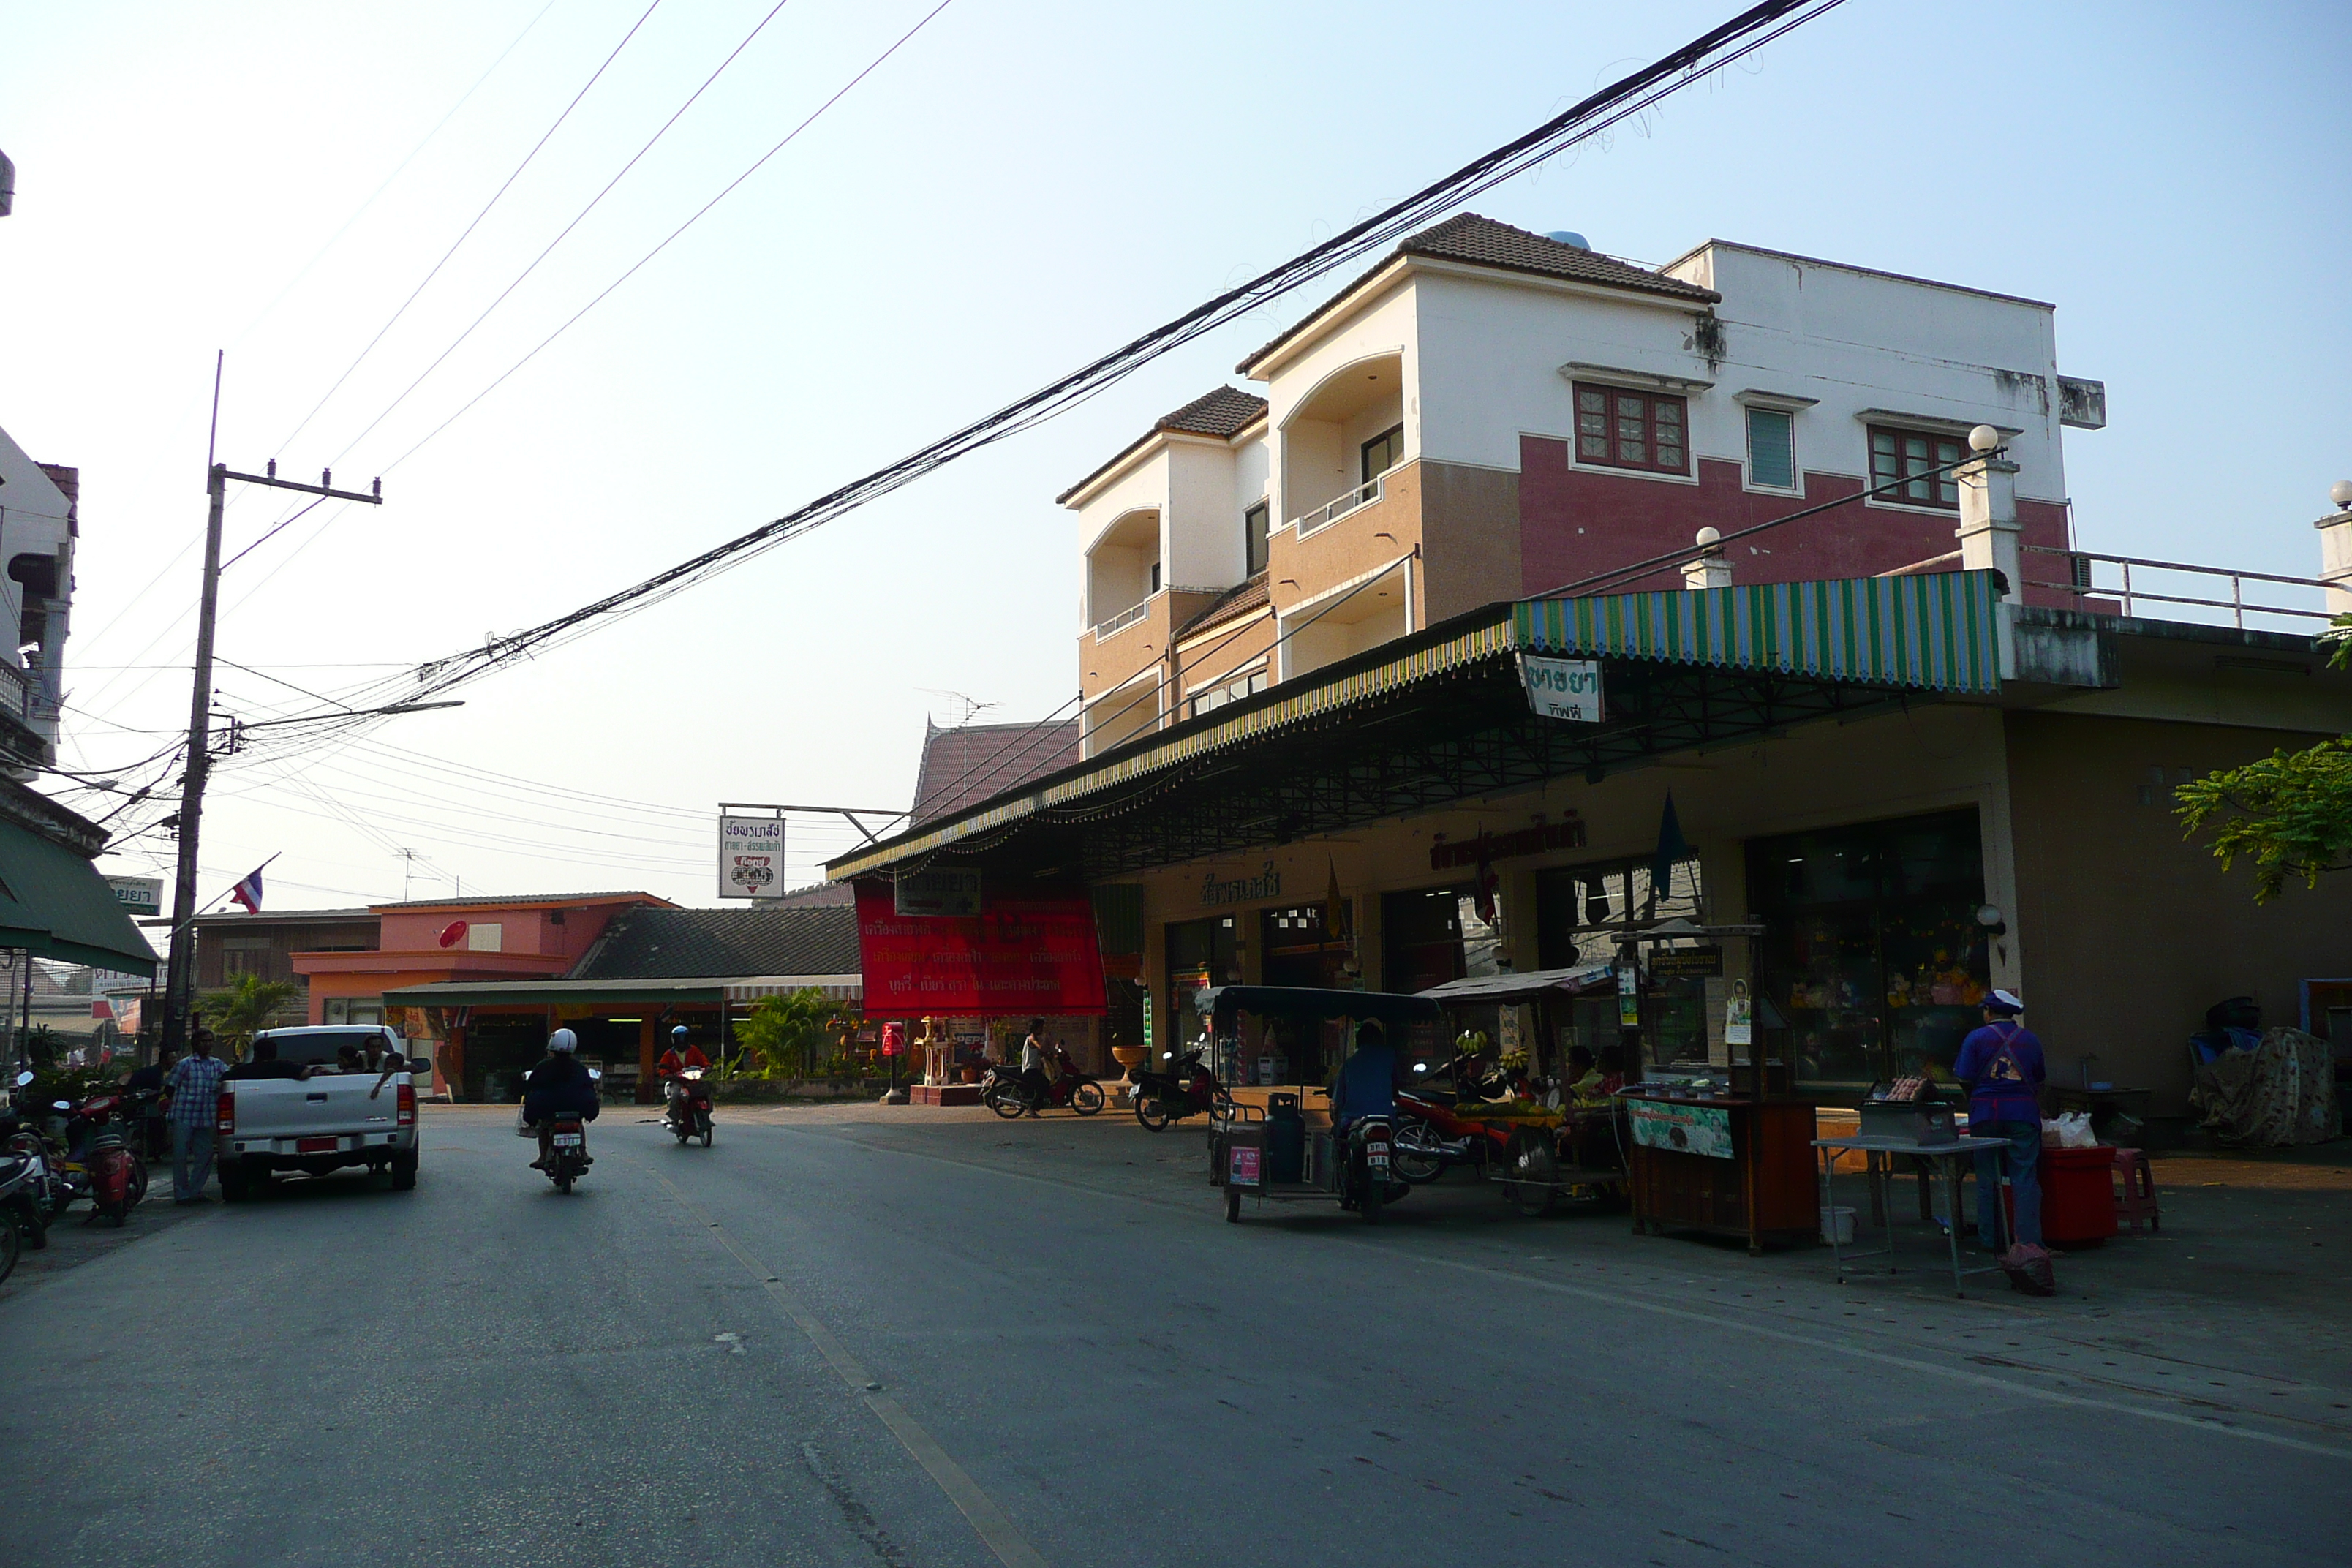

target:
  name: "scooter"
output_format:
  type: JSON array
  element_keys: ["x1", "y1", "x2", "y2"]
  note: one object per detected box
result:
[
  {"x1": 1130, "y1": 1049, "x2": 1227, "y2": 1132},
  {"x1": 664, "y1": 1068, "x2": 715, "y2": 1147},
  {"x1": 544, "y1": 1114, "x2": 590, "y2": 1194},
  {"x1": 1338, "y1": 1114, "x2": 1411, "y2": 1224},
  {"x1": 983, "y1": 1048, "x2": 1107, "y2": 1119},
  {"x1": 67, "y1": 1090, "x2": 147, "y2": 1226},
  {"x1": 0, "y1": 1152, "x2": 29, "y2": 1284}
]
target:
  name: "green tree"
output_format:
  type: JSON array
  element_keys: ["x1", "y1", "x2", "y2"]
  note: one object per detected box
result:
[
  {"x1": 197, "y1": 972, "x2": 301, "y2": 1056},
  {"x1": 2178, "y1": 617, "x2": 2352, "y2": 901},
  {"x1": 734, "y1": 989, "x2": 837, "y2": 1079}
]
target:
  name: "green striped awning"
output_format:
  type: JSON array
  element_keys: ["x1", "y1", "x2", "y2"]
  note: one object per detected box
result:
[{"x1": 1514, "y1": 570, "x2": 2003, "y2": 696}]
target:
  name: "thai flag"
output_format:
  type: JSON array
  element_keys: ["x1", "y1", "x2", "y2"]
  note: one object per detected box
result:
[{"x1": 229, "y1": 865, "x2": 265, "y2": 913}]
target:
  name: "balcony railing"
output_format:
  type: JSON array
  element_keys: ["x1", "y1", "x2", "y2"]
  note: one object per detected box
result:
[
  {"x1": 1092, "y1": 600, "x2": 1150, "y2": 641},
  {"x1": 1291, "y1": 475, "x2": 1386, "y2": 540},
  {"x1": 2024, "y1": 545, "x2": 2340, "y2": 630},
  {"x1": 0, "y1": 660, "x2": 29, "y2": 720}
]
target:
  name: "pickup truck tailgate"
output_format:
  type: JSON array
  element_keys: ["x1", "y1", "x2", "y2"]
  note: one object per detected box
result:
[{"x1": 229, "y1": 1074, "x2": 403, "y2": 1139}]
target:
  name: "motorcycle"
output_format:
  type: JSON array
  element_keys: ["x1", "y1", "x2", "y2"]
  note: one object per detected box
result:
[
  {"x1": 0, "y1": 1151, "x2": 29, "y2": 1284},
  {"x1": 535, "y1": 1068, "x2": 601, "y2": 1194},
  {"x1": 663, "y1": 1068, "x2": 715, "y2": 1147},
  {"x1": 1338, "y1": 1114, "x2": 1410, "y2": 1224},
  {"x1": 66, "y1": 1090, "x2": 148, "y2": 1226},
  {"x1": 1130, "y1": 1049, "x2": 1227, "y2": 1132},
  {"x1": 982, "y1": 1047, "x2": 1106, "y2": 1119}
]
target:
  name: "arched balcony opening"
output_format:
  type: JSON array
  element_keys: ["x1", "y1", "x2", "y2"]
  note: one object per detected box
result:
[{"x1": 1278, "y1": 353, "x2": 1406, "y2": 535}]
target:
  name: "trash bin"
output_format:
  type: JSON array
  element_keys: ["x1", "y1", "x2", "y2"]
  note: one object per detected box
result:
[{"x1": 2039, "y1": 1145, "x2": 2119, "y2": 1246}]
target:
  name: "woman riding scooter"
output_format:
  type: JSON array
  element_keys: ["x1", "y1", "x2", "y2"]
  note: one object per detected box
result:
[{"x1": 521, "y1": 1030, "x2": 600, "y2": 1170}]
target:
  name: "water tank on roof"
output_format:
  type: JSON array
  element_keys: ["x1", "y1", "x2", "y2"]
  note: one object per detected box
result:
[{"x1": 1545, "y1": 230, "x2": 1590, "y2": 251}]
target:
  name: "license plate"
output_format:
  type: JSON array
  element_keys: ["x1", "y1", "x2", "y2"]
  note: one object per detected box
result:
[
  {"x1": 1367, "y1": 1150, "x2": 1390, "y2": 1167},
  {"x1": 553, "y1": 1134, "x2": 584, "y2": 1147},
  {"x1": 295, "y1": 1137, "x2": 338, "y2": 1153}
]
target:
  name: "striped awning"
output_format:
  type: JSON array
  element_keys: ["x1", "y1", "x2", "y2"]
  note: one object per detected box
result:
[{"x1": 1515, "y1": 570, "x2": 2003, "y2": 696}]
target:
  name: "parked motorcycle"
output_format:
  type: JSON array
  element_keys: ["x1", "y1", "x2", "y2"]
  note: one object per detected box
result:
[
  {"x1": 664, "y1": 1067, "x2": 715, "y2": 1147},
  {"x1": 983, "y1": 1047, "x2": 1105, "y2": 1119},
  {"x1": 1130, "y1": 1049, "x2": 1227, "y2": 1132},
  {"x1": 0, "y1": 1151, "x2": 28, "y2": 1284},
  {"x1": 67, "y1": 1090, "x2": 148, "y2": 1226}
]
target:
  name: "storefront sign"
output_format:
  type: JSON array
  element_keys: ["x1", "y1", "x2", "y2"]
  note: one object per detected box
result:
[
  {"x1": 894, "y1": 868, "x2": 982, "y2": 918},
  {"x1": 1649, "y1": 946, "x2": 1723, "y2": 979},
  {"x1": 105, "y1": 875, "x2": 163, "y2": 916},
  {"x1": 717, "y1": 815, "x2": 785, "y2": 900},
  {"x1": 1428, "y1": 815, "x2": 1586, "y2": 871},
  {"x1": 1141, "y1": 990, "x2": 1153, "y2": 1052},
  {"x1": 1519, "y1": 654, "x2": 1602, "y2": 722},
  {"x1": 855, "y1": 881, "x2": 1108, "y2": 1015},
  {"x1": 1200, "y1": 860, "x2": 1281, "y2": 906},
  {"x1": 1627, "y1": 1098, "x2": 1733, "y2": 1160}
]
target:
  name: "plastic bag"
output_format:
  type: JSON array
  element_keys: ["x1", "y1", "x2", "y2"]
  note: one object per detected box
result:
[
  {"x1": 2002, "y1": 1242, "x2": 2057, "y2": 1297},
  {"x1": 2040, "y1": 1111, "x2": 2095, "y2": 1149}
]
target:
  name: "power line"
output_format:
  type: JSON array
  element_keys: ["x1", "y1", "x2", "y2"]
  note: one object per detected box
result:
[
  {"x1": 272, "y1": 0, "x2": 668, "y2": 456},
  {"x1": 363, "y1": 0, "x2": 1841, "y2": 710}
]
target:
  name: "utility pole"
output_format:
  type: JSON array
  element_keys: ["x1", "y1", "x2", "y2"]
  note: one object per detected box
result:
[{"x1": 159, "y1": 360, "x2": 386, "y2": 1056}]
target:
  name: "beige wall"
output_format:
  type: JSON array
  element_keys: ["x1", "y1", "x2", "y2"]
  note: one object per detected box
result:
[
  {"x1": 1417, "y1": 459, "x2": 1520, "y2": 620},
  {"x1": 2005, "y1": 710, "x2": 2352, "y2": 1115}
]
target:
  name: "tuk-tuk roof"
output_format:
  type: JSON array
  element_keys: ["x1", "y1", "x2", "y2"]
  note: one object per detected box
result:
[
  {"x1": 1417, "y1": 962, "x2": 1616, "y2": 1006},
  {"x1": 1194, "y1": 985, "x2": 1441, "y2": 1026}
]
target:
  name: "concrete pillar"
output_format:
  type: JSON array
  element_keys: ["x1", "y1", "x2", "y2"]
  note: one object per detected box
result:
[
  {"x1": 2317, "y1": 482, "x2": 2352, "y2": 616},
  {"x1": 637, "y1": 1017, "x2": 658, "y2": 1104},
  {"x1": 1683, "y1": 527, "x2": 1733, "y2": 592},
  {"x1": 1953, "y1": 433, "x2": 2022, "y2": 600}
]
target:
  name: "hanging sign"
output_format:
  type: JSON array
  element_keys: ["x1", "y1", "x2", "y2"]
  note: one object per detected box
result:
[
  {"x1": 1725, "y1": 978, "x2": 1754, "y2": 1049},
  {"x1": 1649, "y1": 946, "x2": 1723, "y2": 979},
  {"x1": 1616, "y1": 962, "x2": 1643, "y2": 1028},
  {"x1": 1519, "y1": 654, "x2": 1603, "y2": 723},
  {"x1": 894, "y1": 868, "x2": 982, "y2": 918},
  {"x1": 106, "y1": 875, "x2": 164, "y2": 916},
  {"x1": 717, "y1": 815, "x2": 785, "y2": 899}
]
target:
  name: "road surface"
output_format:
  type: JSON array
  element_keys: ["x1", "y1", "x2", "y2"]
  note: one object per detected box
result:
[{"x1": 1, "y1": 1104, "x2": 2342, "y2": 1567}]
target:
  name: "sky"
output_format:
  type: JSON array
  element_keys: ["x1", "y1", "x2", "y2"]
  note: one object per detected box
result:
[{"x1": 1, "y1": 0, "x2": 2346, "y2": 916}]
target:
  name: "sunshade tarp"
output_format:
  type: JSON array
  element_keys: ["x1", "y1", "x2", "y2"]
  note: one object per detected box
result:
[
  {"x1": 1417, "y1": 962, "x2": 1616, "y2": 1005},
  {"x1": 0, "y1": 818, "x2": 157, "y2": 974},
  {"x1": 1515, "y1": 570, "x2": 2003, "y2": 696},
  {"x1": 1195, "y1": 986, "x2": 1441, "y2": 1026}
]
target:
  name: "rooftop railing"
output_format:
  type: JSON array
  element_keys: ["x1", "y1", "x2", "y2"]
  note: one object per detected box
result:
[
  {"x1": 1291, "y1": 475, "x2": 1385, "y2": 540},
  {"x1": 2023, "y1": 545, "x2": 2339, "y2": 631},
  {"x1": 1092, "y1": 600, "x2": 1150, "y2": 641}
]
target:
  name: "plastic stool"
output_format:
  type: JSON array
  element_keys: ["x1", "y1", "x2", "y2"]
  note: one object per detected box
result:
[{"x1": 2111, "y1": 1147, "x2": 2160, "y2": 1235}]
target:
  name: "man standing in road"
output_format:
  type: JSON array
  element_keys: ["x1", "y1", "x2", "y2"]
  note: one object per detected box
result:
[
  {"x1": 163, "y1": 1028, "x2": 229, "y2": 1204},
  {"x1": 1953, "y1": 988, "x2": 2046, "y2": 1252}
]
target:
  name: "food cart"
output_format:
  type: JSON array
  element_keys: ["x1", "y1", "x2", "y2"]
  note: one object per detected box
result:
[
  {"x1": 1411, "y1": 965, "x2": 1631, "y2": 1216},
  {"x1": 1197, "y1": 986, "x2": 1441, "y2": 1224}
]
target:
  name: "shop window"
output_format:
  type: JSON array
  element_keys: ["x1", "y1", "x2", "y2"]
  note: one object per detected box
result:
[
  {"x1": 1746, "y1": 808, "x2": 1989, "y2": 1092},
  {"x1": 1381, "y1": 886, "x2": 1504, "y2": 996},
  {"x1": 1532, "y1": 857, "x2": 1705, "y2": 970},
  {"x1": 1867, "y1": 425, "x2": 1964, "y2": 510},
  {"x1": 1243, "y1": 500, "x2": 1270, "y2": 576},
  {"x1": 1574, "y1": 384, "x2": 1688, "y2": 475},
  {"x1": 1360, "y1": 424, "x2": 1404, "y2": 484},
  {"x1": 1745, "y1": 406, "x2": 1796, "y2": 491},
  {"x1": 1164, "y1": 915, "x2": 1237, "y2": 1062},
  {"x1": 1188, "y1": 664, "x2": 1268, "y2": 719}
]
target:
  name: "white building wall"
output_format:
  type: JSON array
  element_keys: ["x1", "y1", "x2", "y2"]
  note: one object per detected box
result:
[
  {"x1": 1232, "y1": 432, "x2": 1270, "y2": 521},
  {"x1": 1165, "y1": 440, "x2": 1242, "y2": 589},
  {"x1": 1260, "y1": 279, "x2": 1418, "y2": 523},
  {"x1": 0, "y1": 425, "x2": 70, "y2": 679}
]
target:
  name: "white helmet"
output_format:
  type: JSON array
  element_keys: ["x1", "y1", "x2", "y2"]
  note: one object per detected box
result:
[{"x1": 549, "y1": 1028, "x2": 578, "y2": 1053}]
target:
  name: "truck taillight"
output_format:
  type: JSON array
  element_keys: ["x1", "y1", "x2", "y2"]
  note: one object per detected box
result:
[
  {"x1": 216, "y1": 1090, "x2": 235, "y2": 1135},
  {"x1": 396, "y1": 1082, "x2": 415, "y2": 1127}
]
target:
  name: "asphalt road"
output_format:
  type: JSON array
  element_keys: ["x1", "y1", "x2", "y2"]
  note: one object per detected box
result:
[{"x1": 1, "y1": 1105, "x2": 2344, "y2": 1568}]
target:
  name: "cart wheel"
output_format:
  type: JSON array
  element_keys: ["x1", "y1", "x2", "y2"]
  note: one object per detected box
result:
[
  {"x1": 1508, "y1": 1133, "x2": 1558, "y2": 1218},
  {"x1": 1071, "y1": 1082, "x2": 1105, "y2": 1116},
  {"x1": 1225, "y1": 1189, "x2": 1242, "y2": 1224}
]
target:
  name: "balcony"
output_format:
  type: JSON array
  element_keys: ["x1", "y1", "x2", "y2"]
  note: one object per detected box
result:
[
  {"x1": 1292, "y1": 475, "x2": 1385, "y2": 540},
  {"x1": 1093, "y1": 600, "x2": 1150, "y2": 641}
]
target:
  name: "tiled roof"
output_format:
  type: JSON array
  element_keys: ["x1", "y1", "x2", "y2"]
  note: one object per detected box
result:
[
  {"x1": 911, "y1": 719, "x2": 1082, "y2": 826},
  {"x1": 1238, "y1": 213, "x2": 1717, "y2": 374},
  {"x1": 1175, "y1": 573, "x2": 1271, "y2": 641},
  {"x1": 372, "y1": 891, "x2": 674, "y2": 913},
  {"x1": 569, "y1": 905, "x2": 861, "y2": 981},
  {"x1": 1057, "y1": 385, "x2": 1269, "y2": 504}
]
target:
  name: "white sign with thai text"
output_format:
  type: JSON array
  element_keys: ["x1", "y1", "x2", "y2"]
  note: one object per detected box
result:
[
  {"x1": 1519, "y1": 655, "x2": 1603, "y2": 723},
  {"x1": 717, "y1": 815, "x2": 785, "y2": 899}
]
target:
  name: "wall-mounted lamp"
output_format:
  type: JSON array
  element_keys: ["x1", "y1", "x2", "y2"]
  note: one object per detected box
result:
[{"x1": 1975, "y1": 903, "x2": 2007, "y2": 938}]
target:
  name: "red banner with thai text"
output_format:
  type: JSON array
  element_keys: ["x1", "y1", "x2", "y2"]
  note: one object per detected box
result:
[{"x1": 855, "y1": 881, "x2": 1108, "y2": 1016}]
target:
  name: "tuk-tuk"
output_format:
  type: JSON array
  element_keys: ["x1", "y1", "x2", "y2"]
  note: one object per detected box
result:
[{"x1": 1196, "y1": 985, "x2": 1441, "y2": 1224}]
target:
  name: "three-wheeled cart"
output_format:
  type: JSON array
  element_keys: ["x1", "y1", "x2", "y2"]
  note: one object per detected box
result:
[{"x1": 1197, "y1": 984, "x2": 1441, "y2": 1224}]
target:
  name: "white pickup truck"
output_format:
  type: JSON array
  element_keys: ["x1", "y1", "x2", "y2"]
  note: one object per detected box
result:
[{"x1": 216, "y1": 1025, "x2": 422, "y2": 1201}]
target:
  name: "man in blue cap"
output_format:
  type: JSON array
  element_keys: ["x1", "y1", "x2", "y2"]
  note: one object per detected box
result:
[{"x1": 1953, "y1": 988, "x2": 2045, "y2": 1250}]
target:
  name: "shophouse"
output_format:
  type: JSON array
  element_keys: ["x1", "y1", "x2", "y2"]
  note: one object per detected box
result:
[{"x1": 837, "y1": 216, "x2": 2352, "y2": 1126}]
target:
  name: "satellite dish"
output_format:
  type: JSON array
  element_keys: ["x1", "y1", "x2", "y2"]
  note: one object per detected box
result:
[{"x1": 437, "y1": 920, "x2": 469, "y2": 949}]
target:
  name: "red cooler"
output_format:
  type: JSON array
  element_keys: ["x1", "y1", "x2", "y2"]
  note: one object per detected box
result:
[{"x1": 2038, "y1": 1146, "x2": 2119, "y2": 1246}]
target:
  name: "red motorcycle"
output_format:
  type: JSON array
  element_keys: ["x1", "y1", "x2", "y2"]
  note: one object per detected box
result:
[
  {"x1": 64, "y1": 1090, "x2": 147, "y2": 1226},
  {"x1": 1131, "y1": 1049, "x2": 1227, "y2": 1132}
]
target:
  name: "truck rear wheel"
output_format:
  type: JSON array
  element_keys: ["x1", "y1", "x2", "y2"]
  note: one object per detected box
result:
[
  {"x1": 390, "y1": 1150, "x2": 418, "y2": 1191},
  {"x1": 219, "y1": 1162, "x2": 251, "y2": 1204}
]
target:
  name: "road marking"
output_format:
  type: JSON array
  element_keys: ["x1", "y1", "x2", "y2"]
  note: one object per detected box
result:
[
  {"x1": 643, "y1": 1164, "x2": 1049, "y2": 1567},
  {"x1": 780, "y1": 1125, "x2": 2352, "y2": 1463}
]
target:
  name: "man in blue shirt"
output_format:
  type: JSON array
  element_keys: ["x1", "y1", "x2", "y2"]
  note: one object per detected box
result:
[
  {"x1": 1953, "y1": 988, "x2": 2046, "y2": 1249},
  {"x1": 1330, "y1": 1020, "x2": 1397, "y2": 1131},
  {"x1": 163, "y1": 1029, "x2": 230, "y2": 1204}
]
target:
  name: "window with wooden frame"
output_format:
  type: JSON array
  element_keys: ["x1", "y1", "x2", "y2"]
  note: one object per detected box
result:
[
  {"x1": 1243, "y1": 500, "x2": 1270, "y2": 576},
  {"x1": 1867, "y1": 425, "x2": 1964, "y2": 510},
  {"x1": 1573, "y1": 383, "x2": 1689, "y2": 475},
  {"x1": 1360, "y1": 424, "x2": 1404, "y2": 484}
]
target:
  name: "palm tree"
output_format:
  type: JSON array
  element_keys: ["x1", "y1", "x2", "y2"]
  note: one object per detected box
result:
[{"x1": 198, "y1": 972, "x2": 301, "y2": 1058}]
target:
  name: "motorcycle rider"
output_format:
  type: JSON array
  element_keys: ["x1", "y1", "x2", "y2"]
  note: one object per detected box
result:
[
  {"x1": 1018, "y1": 1019, "x2": 1051, "y2": 1117},
  {"x1": 1328, "y1": 1019, "x2": 1398, "y2": 1134},
  {"x1": 657, "y1": 1025, "x2": 710, "y2": 1132},
  {"x1": 521, "y1": 1029, "x2": 600, "y2": 1170}
]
